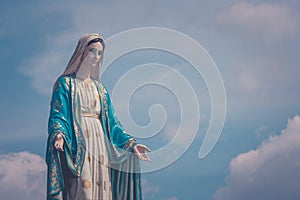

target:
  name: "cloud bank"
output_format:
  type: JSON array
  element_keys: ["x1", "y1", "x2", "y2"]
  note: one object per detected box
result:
[
  {"x1": 215, "y1": 2, "x2": 300, "y2": 42},
  {"x1": 213, "y1": 115, "x2": 300, "y2": 200},
  {"x1": 0, "y1": 151, "x2": 47, "y2": 200}
]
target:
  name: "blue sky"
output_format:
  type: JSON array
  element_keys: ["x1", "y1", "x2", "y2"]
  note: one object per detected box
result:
[{"x1": 1, "y1": 0, "x2": 300, "y2": 199}]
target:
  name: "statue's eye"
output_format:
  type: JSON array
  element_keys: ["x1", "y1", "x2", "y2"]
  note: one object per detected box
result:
[{"x1": 89, "y1": 48, "x2": 96, "y2": 53}]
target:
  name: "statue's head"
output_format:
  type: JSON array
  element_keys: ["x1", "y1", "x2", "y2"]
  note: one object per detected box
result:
[{"x1": 62, "y1": 33, "x2": 105, "y2": 80}]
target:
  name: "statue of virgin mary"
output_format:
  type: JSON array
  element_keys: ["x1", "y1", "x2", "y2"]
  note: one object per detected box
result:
[{"x1": 45, "y1": 33, "x2": 150, "y2": 200}]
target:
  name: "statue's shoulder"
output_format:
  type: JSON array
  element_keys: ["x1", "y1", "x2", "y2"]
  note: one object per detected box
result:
[
  {"x1": 54, "y1": 74, "x2": 74, "y2": 89},
  {"x1": 95, "y1": 80, "x2": 108, "y2": 95}
]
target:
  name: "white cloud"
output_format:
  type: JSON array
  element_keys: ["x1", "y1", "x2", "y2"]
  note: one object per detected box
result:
[
  {"x1": 226, "y1": 53, "x2": 300, "y2": 117},
  {"x1": 19, "y1": 48, "x2": 69, "y2": 96},
  {"x1": 142, "y1": 179, "x2": 159, "y2": 194},
  {"x1": 142, "y1": 179, "x2": 160, "y2": 199},
  {"x1": 0, "y1": 151, "x2": 47, "y2": 200},
  {"x1": 17, "y1": 0, "x2": 215, "y2": 95},
  {"x1": 215, "y1": 2, "x2": 300, "y2": 42},
  {"x1": 213, "y1": 115, "x2": 300, "y2": 200},
  {"x1": 142, "y1": 179, "x2": 180, "y2": 200}
]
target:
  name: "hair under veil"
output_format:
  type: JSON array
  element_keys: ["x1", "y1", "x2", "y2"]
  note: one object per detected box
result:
[{"x1": 62, "y1": 33, "x2": 105, "y2": 80}]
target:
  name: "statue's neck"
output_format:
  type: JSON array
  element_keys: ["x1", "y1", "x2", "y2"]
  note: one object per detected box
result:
[{"x1": 76, "y1": 63, "x2": 92, "y2": 80}]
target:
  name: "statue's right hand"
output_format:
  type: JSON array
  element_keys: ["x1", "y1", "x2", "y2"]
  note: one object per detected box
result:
[{"x1": 54, "y1": 134, "x2": 64, "y2": 151}]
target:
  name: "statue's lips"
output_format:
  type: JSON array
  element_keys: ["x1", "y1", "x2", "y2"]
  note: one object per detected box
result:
[{"x1": 87, "y1": 59, "x2": 97, "y2": 64}]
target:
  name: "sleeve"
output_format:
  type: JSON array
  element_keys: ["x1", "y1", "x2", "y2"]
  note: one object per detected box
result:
[
  {"x1": 48, "y1": 77, "x2": 71, "y2": 142},
  {"x1": 47, "y1": 76, "x2": 72, "y2": 157},
  {"x1": 101, "y1": 85, "x2": 143, "y2": 199},
  {"x1": 104, "y1": 86, "x2": 137, "y2": 152},
  {"x1": 45, "y1": 76, "x2": 72, "y2": 198}
]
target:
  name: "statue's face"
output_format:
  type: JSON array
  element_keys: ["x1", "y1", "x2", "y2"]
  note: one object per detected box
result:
[{"x1": 82, "y1": 42, "x2": 104, "y2": 67}]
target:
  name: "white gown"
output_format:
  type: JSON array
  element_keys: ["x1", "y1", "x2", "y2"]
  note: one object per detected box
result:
[{"x1": 75, "y1": 78, "x2": 112, "y2": 200}]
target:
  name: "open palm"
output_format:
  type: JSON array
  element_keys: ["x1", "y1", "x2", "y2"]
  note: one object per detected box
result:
[{"x1": 133, "y1": 144, "x2": 151, "y2": 161}]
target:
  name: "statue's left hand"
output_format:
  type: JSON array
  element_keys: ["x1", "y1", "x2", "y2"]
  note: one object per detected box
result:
[{"x1": 133, "y1": 144, "x2": 151, "y2": 161}]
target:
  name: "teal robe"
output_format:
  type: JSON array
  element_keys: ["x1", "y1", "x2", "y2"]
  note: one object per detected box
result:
[{"x1": 45, "y1": 73, "x2": 142, "y2": 199}]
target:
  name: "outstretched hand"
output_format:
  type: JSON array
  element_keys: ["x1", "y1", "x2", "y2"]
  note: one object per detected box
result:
[
  {"x1": 133, "y1": 144, "x2": 151, "y2": 161},
  {"x1": 54, "y1": 134, "x2": 64, "y2": 151}
]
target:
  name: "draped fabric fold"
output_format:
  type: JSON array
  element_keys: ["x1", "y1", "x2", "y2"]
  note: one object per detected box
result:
[{"x1": 46, "y1": 73, "x2": 142, "y2": 200}]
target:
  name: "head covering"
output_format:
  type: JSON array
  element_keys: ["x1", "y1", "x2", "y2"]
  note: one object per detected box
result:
[{"x1": 62, "y1": 33, "x2": 105, "y2": 80}]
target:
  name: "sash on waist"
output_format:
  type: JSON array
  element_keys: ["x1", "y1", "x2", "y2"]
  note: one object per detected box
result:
[{"x1": 81, "y1": 112, "x2": 100, "y2": 119}]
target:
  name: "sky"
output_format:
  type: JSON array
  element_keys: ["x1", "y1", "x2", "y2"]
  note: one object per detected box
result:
[{"x1": 0, "y1": 0, "x2": 300, "y2": 199}]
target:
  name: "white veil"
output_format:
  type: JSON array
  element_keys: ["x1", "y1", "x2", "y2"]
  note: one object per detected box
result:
[{"x1": 62, "y1": 33, "x2": 105, "y2": 80}]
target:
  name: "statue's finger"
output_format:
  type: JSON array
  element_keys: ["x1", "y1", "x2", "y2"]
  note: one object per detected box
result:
[
  {"x1": 143, "y1": 153, "x2": 151, "y2": 161},
  {"x1": 144, "y1": 146, "x2": 151, "y2": 152}
]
